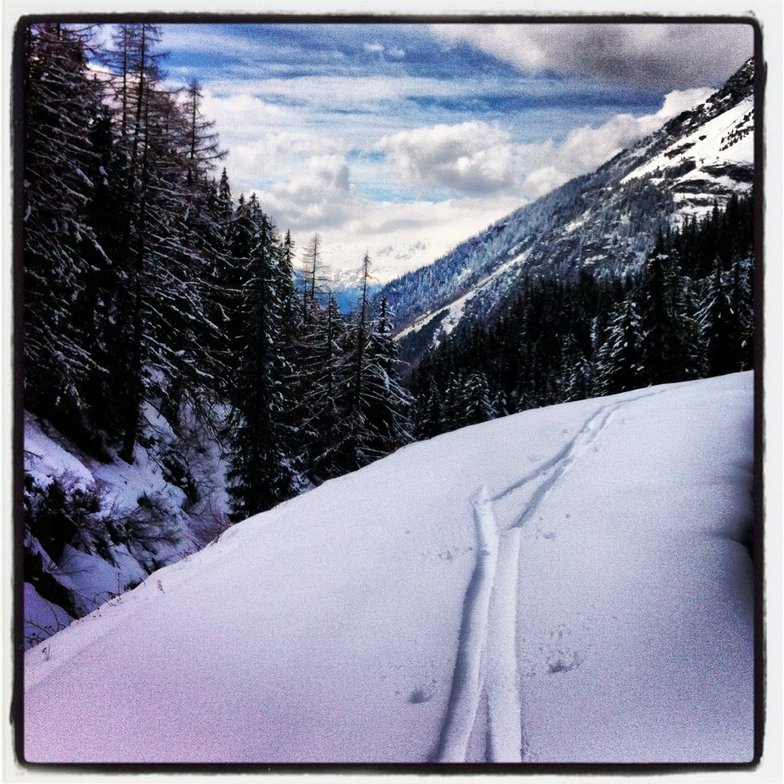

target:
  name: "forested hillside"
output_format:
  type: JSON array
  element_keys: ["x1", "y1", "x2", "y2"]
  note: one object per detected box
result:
[
  {"x1": 382, "y1": 57, "x2": 754, "y2": 364},
  {"x1": 408, "y1": 195, "x2": 754, "y2": 436},
  {"x1": 22, "y1": 23, "x2": 413, "y2": 647}
]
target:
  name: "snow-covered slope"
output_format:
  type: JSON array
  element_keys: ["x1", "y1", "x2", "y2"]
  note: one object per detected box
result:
[
  {"x1": 382, "y1": 58, "x2": 754, "y2": 355},
  {"x1": 23, "y1": 404, "x2": 230, "y2": 649},
  {"x1": 23, "y1": 372, "x2": 754, "y2": 764}
]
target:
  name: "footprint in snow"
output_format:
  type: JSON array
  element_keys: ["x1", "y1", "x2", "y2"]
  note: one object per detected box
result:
[
  {"x1": 408, "y1": 678, "x2": 436, "y2": 704},
  {"x1": 546, "y1": 650, "x2": 583, "y2": 674}
]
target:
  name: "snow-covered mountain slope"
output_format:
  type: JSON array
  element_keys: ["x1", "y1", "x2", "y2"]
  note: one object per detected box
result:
[
  {"x1": 23, "y1": 404, "x2": 230, "y2": 650},
  {"x1": 24, "y1": 372, "x2": 754, "y2": 764},
  {"x1": 293, "y1": 266, "x2": 383, "y2": 314},
  {"x1": 382, "y1": 58, "x2": 754, "y2": 355}
]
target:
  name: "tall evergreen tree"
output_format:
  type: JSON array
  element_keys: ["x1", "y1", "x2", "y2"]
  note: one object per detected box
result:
[
  {"x1": 226, "y1": 201, "x2": 296, "y2": 519},
  {"x1": 639, "y1": 243, "x2": 699, "y2": 384},
  {"x1": 698, "y1": 256, "x2": 741, "y2": 376},
  {"x1": 23, "y1": 24, "x2": 107, "y2": 435},
  {"x1": 595, "y1": 298, "x2": 646, "y2": 395}
]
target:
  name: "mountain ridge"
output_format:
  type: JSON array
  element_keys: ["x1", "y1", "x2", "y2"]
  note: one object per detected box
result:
[{"x1": 380, "y1": 57, "x2": 755, "y2": 356}]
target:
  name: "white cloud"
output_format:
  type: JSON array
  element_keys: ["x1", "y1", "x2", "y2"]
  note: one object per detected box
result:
[
  {"x1": 433, "y1": 23, "x2": 753, "y2": 89},
  {"x1": 257, "y1": 155, "x2": 356, "y2": 232},
  {"x1": 376, "y1": 121, "x2": 515, "y2": 196},
  {"x1": 658, "y1": 87, "x2": 716, "y2": 118},
  {"x1": 229, "y1": 132, "x2": 347, "y2": 188},
  {"x1": 200, "y1": 91, "x2": 292, "y2": 135},
  {"x1": 519, "y1": 87, "x2": 713, "y2": 198},
  {"x1": 250, "y1": 86, "x2": 718, "y2": 276},
  {"x1": 363, "y1": 41, "x2": 406, "y2": 60},
  {"x1": 372, "y1": 87, "x2": 713, "y2": 203},
  {"x1": 298, "y1": 194, "x2": 525, "y2": 282}
]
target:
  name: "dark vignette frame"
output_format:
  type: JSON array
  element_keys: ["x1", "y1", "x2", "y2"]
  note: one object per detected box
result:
[{"x1": 10, "y1": 10, "x2": 766, "y2": 777}]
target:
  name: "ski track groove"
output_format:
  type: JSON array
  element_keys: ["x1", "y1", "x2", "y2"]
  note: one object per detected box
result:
[
  {"x1": 434, "y1": 486, "x2": 499, "y2": 762},
  {"x1": 436, "y1": 389, "x2": 668, "y2": 762}
]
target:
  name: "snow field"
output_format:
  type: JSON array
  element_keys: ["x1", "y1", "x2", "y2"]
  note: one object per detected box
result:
[
  {"x1": 621, "y1": 96, "x2": 754, "y2": 185},
  {"x1": 24, "y1": 373, "x2": 754, "y2": 764}
]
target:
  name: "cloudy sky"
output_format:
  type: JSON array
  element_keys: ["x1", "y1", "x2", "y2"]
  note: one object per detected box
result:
[{"x1": 153, "y1": 21, "x2": 753, "y2": 280}]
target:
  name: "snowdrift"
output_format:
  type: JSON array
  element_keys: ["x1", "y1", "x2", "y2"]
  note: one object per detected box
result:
[{"x1": 23, "y1": 372, "x2": 755, "y2": 764}]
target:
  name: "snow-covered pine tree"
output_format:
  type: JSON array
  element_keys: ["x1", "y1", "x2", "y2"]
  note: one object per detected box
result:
[
  {"x1": 457, "y1": 371, "x2": 496, "y2": 427},
  {"x1": 226, "y1": 200, "x2": 297, "y2": 520},
  {"x1": 416, "y1": 376, "x2": 445, "y2": 439},
  {"x1": 729, "y1": 251, "x2": 754, "y2": 371},
  {"x1": 639, "y1": 242, "x2": 700, "y2": 385},
  {"x1": 301, "y1": 293, "x2": 353, "y2": 482},
  {"x1": 335, "y1": 256, "x2": 413, "y2": 471},
  {"x1": 360, "y1": 296, "x2": 414, "y2": 454},
  {"x1": 23, "y1": 23, "x2": 108, "y2": 437},
  {"x1": 595, "y1": 298, "x2": 646, "y2": 395},
  {"x1": 162, "y1": 80, "x2": 228, "y2": 418},
  {"x1": 300, "y1": 233, "x2": 328, "y2": 325},
  {"x1": 697, "y1": 256, "x2": 742, "y2": 377},
  {"x1": 100, "y1": 24, "x2": 227, "y2": 459}
]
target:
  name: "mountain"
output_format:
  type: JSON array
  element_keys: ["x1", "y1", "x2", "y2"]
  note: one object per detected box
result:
[
  {"x1": 292, "y1": 266, "x2": 383, "y2": 314},
  {"x1": 381, "y1": 58, "x2": 754, "y2": 357},
  {"x1": 24, "y1": 372, "x2": 753, "y2": 764},
  {"x1": 328, "y1": 267, "x2": 384, "y2": 313}
]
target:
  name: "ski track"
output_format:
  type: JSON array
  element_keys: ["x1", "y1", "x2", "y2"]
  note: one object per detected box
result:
[
  {"x1": 436, "y1": 389, "x2": 668, "y2": 762},
  {"x1": 434, "y1": 486, "x2": 499, "y2": 762}
]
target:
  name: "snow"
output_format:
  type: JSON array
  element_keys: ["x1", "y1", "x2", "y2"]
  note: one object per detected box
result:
[
  {"x1": 621, "y1": 97, "x2": 754, "y2": 185},
  {"x1": 23, "y1": 406, "x2": 230, "y2": 649},
  {"x1": 23, "y1": 372, "x2": 754, "y2": 764},
  {"x1": 396, "y1": 248, "x2": 532, "y2": 345},
  {"x1": 24, "y1": 583, "x2": 75, "y2": 650},
  {"x1": 55, "y1": 544, "x2": 148, "y2": 616},
  {"x1": 24, "y1": 412, "x2": 94, "y2": 493}
]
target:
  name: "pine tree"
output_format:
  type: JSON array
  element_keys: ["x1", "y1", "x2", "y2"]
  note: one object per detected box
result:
[
  {"x1": 458, "y1": 371, "x2": 497, "y2": 426},
  {"x1": 596, "y1": 299, "x2": 646, "y2": 395},
  {"x1": 416, "y1": 376, "x2": 445, "y2": 439},
  {"x1": 226, "y1": 203, "x2": 296, "y2": 520},
  {"x1": 361, "y1": 296, "x2": 414, "y2": 453},
  {"x1": 335, "y1": 256, "x2": 413, "y2": 471},
  {"x1": 102, "y1": 24, "x2": 227, "y2": 458},
  {"x1": 639, "y1": 243, "x2": 699, "y2": 384},
  {"x1": 698, "y1": 256, "x2": 741, "y2": 376},
  {"x1": 303, "y1": 293, "x2": 352, "y2": 482}
]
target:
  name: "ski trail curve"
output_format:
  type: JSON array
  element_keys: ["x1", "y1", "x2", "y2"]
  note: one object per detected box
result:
[
  {"x1": 437, "y1": 390, "x2": 667, "y2": 762},
  {"x1": 513, "y1": 403, "x2": 618, "y2": 528}
]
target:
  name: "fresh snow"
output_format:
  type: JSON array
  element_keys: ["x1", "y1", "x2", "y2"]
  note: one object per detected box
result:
[
  {"x1": 621, "y1": 96, "x2": 753, "y2": 185},
  {"x1": 24, "y1": 413, "x2": 94, "y2": 493},
  {"x1": 23, "y1": 406, "x2": 230, "y2": 648},
  {"x1": 24, "y1": 373, "x2": 754, "y2": 764},
  {"x1": 23, "y1": 583, "x2": 75, "y2": 650}
]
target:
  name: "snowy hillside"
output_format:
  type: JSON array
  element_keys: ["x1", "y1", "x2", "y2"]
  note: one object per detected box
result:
[
  {"x1": 23, "y1": 405, "x2": 231, "y2": 650},
  {"x1": 24, "y1": 372, "x2": 754, "y2": 764},
  {"x1": 383, "y1": 58, "x2": 754, "y2": 355}
]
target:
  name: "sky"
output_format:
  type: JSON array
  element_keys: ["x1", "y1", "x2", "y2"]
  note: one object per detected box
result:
[{"x1": 146, "y1": 21, "x2": 753, "y2": 281}]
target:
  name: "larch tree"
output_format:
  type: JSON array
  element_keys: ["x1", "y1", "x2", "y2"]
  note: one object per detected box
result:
[{"x1": 22, "y1": 23, "x2": 108, "y2": 439}]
